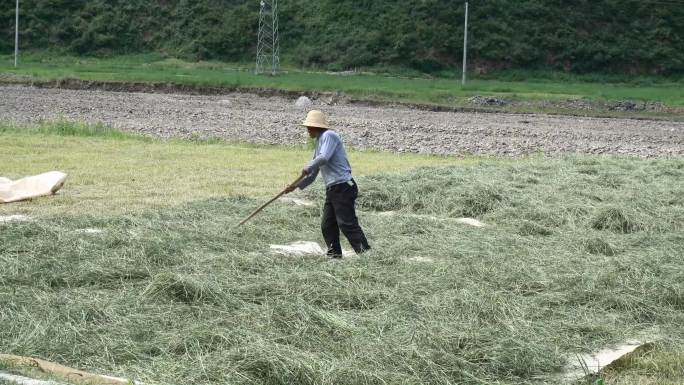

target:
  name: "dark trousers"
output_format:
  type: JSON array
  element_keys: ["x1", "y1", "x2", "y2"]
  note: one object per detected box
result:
[{"x1": 322, "y1": 179, "x2": 370, "y2": 257}]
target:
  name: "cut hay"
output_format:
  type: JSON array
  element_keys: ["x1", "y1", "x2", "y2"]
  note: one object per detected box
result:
[
  {"x1": 2, "y1": 156, "x2": 683, "y2": 385},
  {"x1": 455, "y1": 186, "x2": 503, "y2": 217},
  {"x1": 591, "y1": 207, "x2": 641, "y2": 233},
  {"x1": 517, "y1": 220, "x2": 553, "y2": 236},
  {"x1": 141, "y1": 273, "x2": 219, "y2": 304},
  {"x1": 376, "y1": 211, "x2": 487, "y2": 227},
  {"x1": 584, "y1": 237, "x2": 617, "y2": 256}
]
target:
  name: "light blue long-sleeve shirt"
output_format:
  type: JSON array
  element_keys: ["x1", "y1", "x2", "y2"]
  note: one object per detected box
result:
[{"x1": 298, "y1": 130, "x2": 352, "y2": 189}]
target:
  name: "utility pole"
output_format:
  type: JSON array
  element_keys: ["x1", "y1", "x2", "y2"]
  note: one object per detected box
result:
[
  {"x1": 14, "y1": 0, "x2": 19, "y2": 67},
  {"x1": 462, "y1": 1, "x2": 468, "y2": 85},
  {"x1": 256, "y1": 0, "x2": 280, "y2": 75}
]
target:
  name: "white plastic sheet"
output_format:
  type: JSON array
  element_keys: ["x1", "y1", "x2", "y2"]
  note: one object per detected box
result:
[
  {"x1": 270, "y1": 241, "x2": 355, "y2": 257},
  {"x1": 0, "y1": 171, "x2": 67, "y2": 204}
]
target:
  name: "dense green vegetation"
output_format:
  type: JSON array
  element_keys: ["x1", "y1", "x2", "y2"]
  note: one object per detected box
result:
[
  {"x1": 2, "y1": 122, "x2": 684, "y2": 385},
  {"x1": 1, "y1": 0, "x2": 683, "y2": 74}
]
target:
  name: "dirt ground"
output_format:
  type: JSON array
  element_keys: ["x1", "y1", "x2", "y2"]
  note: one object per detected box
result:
[{"x1": 1, "y1": 85, "x2": 682, "y2": 157}]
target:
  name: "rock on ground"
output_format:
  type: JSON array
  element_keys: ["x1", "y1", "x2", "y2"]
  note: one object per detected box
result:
[{"x1": 295, "y1": 96, "x2": 313, "y2": 109}]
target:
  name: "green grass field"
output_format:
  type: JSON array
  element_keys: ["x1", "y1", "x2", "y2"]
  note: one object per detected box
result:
[
  {"x1": 2, "y1": 53, "x2": 684, "y2": 117},
  {"x1": 0, "y1": 120, "x2": 470, "y2": 216},
  {"x1": 1, "y1": 122, "x2": 683, "y2": 385}
]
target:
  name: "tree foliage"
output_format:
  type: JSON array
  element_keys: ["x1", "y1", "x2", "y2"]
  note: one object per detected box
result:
[{"x1": 1, "y1": 0, "x2": 682, "y2": 74}]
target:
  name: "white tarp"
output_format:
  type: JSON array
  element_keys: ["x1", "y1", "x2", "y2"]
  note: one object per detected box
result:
[
  {"x1": 562, "y1": 341, "x2": 647, "y2": 382},
  {"x1": 0, "y1": 215, "x2": 31, "y2": 223},
  {"x1": 0, "y1": 171, "x2": 67, "y2": 204},
  {"x1": 0, "y1": 371, "x2": 65, "y2": 385},
  {"x1": 278, "y1": 197, "x2": 316, "y2": 207},
  {"x1": 0, "y1": 353, "x2": 144, "y2": 385},
  {"x1": 270, "y1": 241, "x2": 325, "y2": 256},
  {"x1": 455, "y1": 217, "x2": 486, "y2": 227},
  {"x1": 270, "y1": 241, "x2": 355, "y2": 258}
]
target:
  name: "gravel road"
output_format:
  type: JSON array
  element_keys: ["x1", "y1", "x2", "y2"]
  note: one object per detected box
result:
[{"x1": 2, "y1": 85, "x2": 683, "y2": 157}]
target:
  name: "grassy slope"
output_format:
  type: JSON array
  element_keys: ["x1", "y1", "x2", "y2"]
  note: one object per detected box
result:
[
  {"x1": 1, "y1": 54, "x2": 684, "y2": 116},
  {"x1": 1, "y1": 123, "x2": 683, "y2": 385}
]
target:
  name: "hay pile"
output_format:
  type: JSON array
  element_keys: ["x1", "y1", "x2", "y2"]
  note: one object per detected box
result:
[{"x1": 1, "y1": 157, "x2": 683, "y2": 384}]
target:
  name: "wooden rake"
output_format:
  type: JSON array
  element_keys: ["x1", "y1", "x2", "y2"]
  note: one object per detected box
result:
[{"x1": 236, "y1": 173, "x2": 307, "y2": 227}]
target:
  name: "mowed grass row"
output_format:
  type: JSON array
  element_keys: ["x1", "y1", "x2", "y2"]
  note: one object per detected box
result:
[
  {"x1": 1, "y1": 123, "x2": 683, "y2": 385},
  {"x1": 2, "y1": 54, "x2": 684, "y2": 108}
]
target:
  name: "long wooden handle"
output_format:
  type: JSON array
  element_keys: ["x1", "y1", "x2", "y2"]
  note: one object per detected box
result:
[{"x1": 237, "y1": 174, "x2": 307, "y2": 227}]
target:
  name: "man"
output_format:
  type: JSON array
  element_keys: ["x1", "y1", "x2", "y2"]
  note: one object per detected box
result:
[{"x1": 285, "y1": 110, "x2": 370, "y2": 258}]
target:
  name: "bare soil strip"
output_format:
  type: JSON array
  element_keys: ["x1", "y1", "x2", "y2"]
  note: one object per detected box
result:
[{"x1": 2, "y1": 85, "x2": 682, "y2": 157}]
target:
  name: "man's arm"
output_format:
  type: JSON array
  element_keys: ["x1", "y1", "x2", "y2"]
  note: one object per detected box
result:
[
  {"x1": 293, "y1": 132, "x2": 339, "y2": 191},
  {"x1": 296, "y1": 167, "x2": 319, "y2": 190},
  {"x1": 305, "y1": 132, "x2": 339, "y2": 173},
  {"x1": 284, "y1": 168, "x2": 318, "y2": 193}
]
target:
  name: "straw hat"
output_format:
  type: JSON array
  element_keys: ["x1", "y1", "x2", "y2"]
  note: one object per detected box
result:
[{"x1": 302, "y1": 110, "x2": 330, "y2": 129}]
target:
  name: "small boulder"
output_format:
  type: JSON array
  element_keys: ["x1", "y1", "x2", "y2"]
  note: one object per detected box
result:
[{"x1": 295, "y1": 96, "x2": 313, "y2": 109}]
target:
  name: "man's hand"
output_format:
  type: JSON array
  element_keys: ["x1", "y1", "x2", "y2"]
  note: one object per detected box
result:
[{"x1": 285, "y1": 168, "x2": 310, "y2": 194}]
